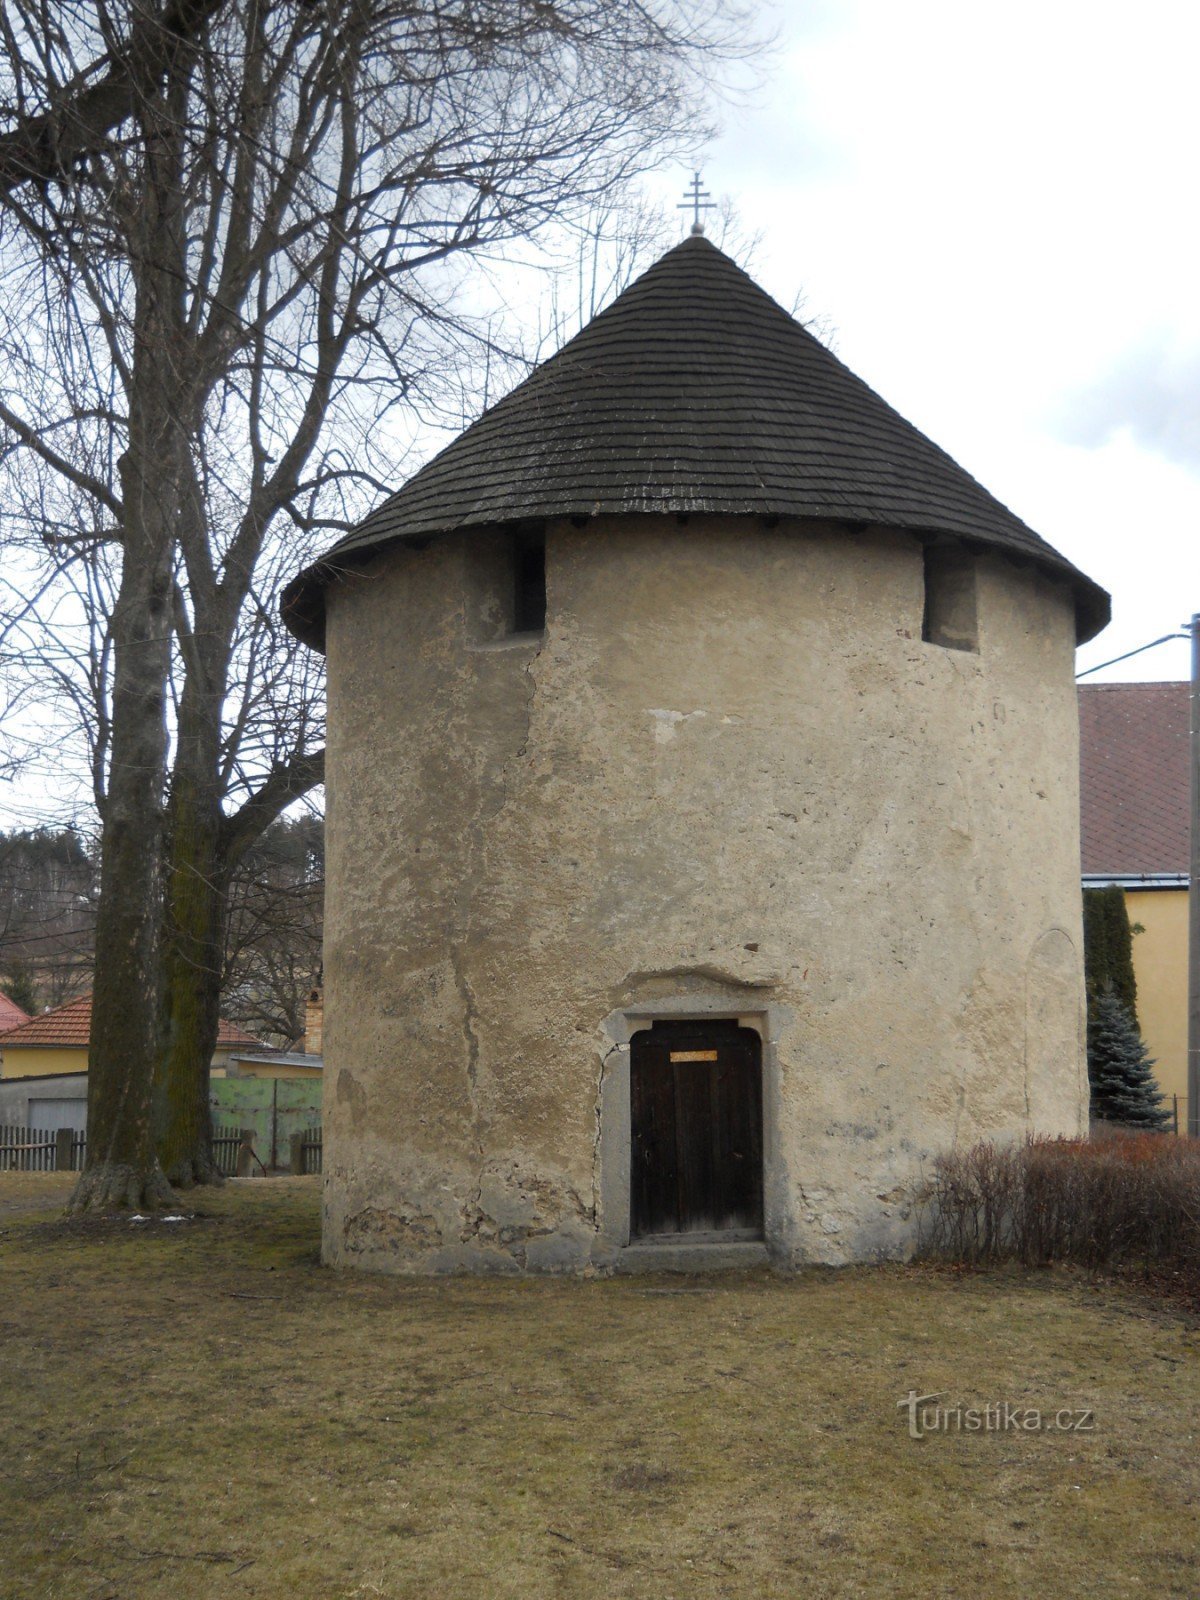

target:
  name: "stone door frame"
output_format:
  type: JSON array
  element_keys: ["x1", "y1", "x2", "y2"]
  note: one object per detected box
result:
[{"x1": 594, "y1": 991, "x2": 790, "y2": 1268}]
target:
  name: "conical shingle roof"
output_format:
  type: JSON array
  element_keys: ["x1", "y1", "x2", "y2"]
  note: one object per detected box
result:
[{"x1": 283, "y1": 235, "x2": 1108, "y2": 647}]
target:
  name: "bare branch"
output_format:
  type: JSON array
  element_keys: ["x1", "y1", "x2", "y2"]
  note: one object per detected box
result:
[
  {"x1": 0, "y1": 397, "x2": 122, "y2": 516},
  {"x1": 220, "y1": 746, "x2": 325, "y2": 869},
  {"x1": 0, "y1": 0, "x2": 229, "y2": 197}
]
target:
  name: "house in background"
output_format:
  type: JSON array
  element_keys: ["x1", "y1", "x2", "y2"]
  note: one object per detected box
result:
[
  {"x1": 211, "y1": 989, "x2": 323, "y2": 1168},
  {"x1": 1078, "y1": 681, "x2": 1190, "y2": 1130},
  {"x1": 221, "y1": 1047, "x2": 323, "y2": 1081},
  {"x1": 217, "y1": 987, "x2": 324, "y2": 1081},
  {"x1": 0, "y1": 993, "x2": 29, "y2": 1034},
  {"x1": 0, "y1": 992, "x2": 265, "y2": 1131}
]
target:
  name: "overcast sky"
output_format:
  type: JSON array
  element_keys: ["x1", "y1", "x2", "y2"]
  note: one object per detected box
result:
[{"x1": 645, "y1": 0, "x2": 1200, "y2": 681}]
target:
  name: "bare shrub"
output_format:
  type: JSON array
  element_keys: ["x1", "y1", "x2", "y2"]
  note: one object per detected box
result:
[{"x1": 918, "y1": 1134, "x2": 1200, "y2": 1273}]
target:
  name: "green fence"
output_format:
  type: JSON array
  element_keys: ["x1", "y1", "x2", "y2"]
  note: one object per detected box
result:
[{"x1": 210, "y1": 1077, "x2": 323, "y2": 1171}]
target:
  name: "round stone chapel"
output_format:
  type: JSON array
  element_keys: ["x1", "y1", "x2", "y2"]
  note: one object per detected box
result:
[{"x1": 283, "y1": 235, "x2": 1109, "y2": 1274}]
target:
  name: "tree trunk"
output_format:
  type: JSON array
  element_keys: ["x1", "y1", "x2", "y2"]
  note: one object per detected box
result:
[
  {"x1": 67, "y1": 71, "x2": 191, "y2": 1214},
  {"x1": 68, "y1": 482, "x2": 177, "y2": 1212},
  {"x1": 157, "y1": 678, "x2": 227, "y2": 1187}
]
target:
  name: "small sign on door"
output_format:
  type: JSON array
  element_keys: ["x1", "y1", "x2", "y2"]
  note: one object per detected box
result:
[{"x1": 669, "y1": 1049, "x2": 718, "y2": 1062}]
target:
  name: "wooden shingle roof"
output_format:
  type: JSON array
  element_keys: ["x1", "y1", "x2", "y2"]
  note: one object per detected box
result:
[
  {"x1": 282, "y1": 234, "x2": 1109, "y2": 649},
  {"x1": 1078, "y1": 682, "x2": 1190, "y2": 876}
]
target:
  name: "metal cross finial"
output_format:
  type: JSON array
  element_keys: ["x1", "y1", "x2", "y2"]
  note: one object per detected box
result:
[{"x1": 678, "y1": 170, "x2": 715, "y2": 235}]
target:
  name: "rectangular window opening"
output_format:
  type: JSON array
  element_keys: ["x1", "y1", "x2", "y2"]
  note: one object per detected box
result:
[
  {"x1": 511, "y1": 530, "x2": 546, "y2": 635},
  {"x1": 922, "y1": 542, "x2": 978, "y2": 652}
]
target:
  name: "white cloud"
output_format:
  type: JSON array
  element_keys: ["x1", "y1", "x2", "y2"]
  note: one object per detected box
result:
[
  {"x1": 1053, "y1": 336, "x2": 1200, "y2": 471},
  {"x1": 676, "y1": 0, "x2": 1200, "y2": 679}
]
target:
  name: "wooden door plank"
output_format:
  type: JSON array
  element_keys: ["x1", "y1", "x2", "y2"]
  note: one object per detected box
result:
[
  {"x1": 673, "y1": 1056, "x2": 719, "y2": 1234},
  {"x1": 714, "y1": 1042, "x2": 764, "y2": 1230},
  {"x1": 630, "y1": 1034, "x2": 678, "y2": 1237},
  {"x1": 630, "y1": 1022, "x2": 764, "y2": 1240}
]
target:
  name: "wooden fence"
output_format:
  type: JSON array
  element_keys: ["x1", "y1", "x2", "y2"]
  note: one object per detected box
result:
[
  {"x1": 0, "y1": 1122, "x2": 63, "y2": 1172},
  {"x1": 0, "y1": 1122, "x2": 320, "y2": 1176},
  {"x1": 214, "y1": 1122, "x2": 322, "y2": 1176},
  {"x1": 295, "y1": 1125, "x2": 322, "y2": 1176},
  {"x1": 211, "y1": 1123, "x2": 247, "y2": 1177},
  {"x1": 0, "y1": 1123, "x2": 86, "y2": 1172}
]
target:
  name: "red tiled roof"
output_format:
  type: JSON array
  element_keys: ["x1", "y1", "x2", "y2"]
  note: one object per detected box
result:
[
  {"x1": 0, "y1": 992, "x2": 264, "y2": 1049},
  {"x1": 1078, "y1": 682, "x2": 1190, "y2": 875},
  {"x1": 0, "y1": 993, "x2": 29, "y2": 1032},
  {"x1": 0, "y1": 992, "x2": 93, "y2": 1046},
  {"x1": 216, "y1": 1016, "x2": 264, "y2": 1048}
]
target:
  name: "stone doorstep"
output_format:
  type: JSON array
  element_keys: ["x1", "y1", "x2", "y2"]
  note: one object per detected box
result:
[{"x1": 612, "y1": 1236, "x2": 770, "y2": 1274}]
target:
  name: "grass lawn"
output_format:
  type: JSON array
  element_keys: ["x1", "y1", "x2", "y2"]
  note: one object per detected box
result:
[{"x1": 1, "y1": 1175, "x2": 1197, "y2": 1599}]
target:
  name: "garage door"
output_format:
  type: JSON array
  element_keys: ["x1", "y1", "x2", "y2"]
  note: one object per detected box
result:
[{"x1": 28, "y1": 1098, "x2": 87, "y2": 1134}]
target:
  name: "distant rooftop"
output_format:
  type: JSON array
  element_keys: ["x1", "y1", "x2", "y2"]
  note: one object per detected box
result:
[
  {"x1": 0, "y1": 992, "x2": 29, "y2": 1033},
  {"x1": 0, "y1": 992, "x2": 265, "y2": 1050},
  {"x1": 228, "y1": 1050, "x2": 323, "y2": 1069},
  {"x1": 1078, "y1": 682, "x2": 1189, "y2": 877}
]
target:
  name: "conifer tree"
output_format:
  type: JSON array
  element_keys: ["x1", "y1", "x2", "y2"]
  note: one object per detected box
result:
[
  {"x1": 1082, "y1": 885, "x2": 1139, "y2": 1022},
  {"x1": 0, "y1": 963, "x2": 36, "y2": 1017},
  {"x1": 1087, "y1": 987, "x2": 1172, "y2": 1131}
]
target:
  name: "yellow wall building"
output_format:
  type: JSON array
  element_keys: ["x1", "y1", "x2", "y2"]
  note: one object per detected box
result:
[
  {"x1": 1, "y1": 1043, "x2": 90, "y2": 1080},
  {"x1": 226, "y1": 1050, "x2": 323, "y2": 1081},
  {"x1": 0, "y1": 992, "x2": 265, "y2": 1081},
  {"x1": 222, "y1": 994, "x2": 324, "y2": 1080},
  {"x1": 1124, "y1": 888, "x2": 1189, "y2": 1127},
  {"x1": 1079, "y1": 682, "x2": 1190, "y2": 1132}
]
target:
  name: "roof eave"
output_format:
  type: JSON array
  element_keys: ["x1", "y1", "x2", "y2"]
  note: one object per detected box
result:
[
  {"x1": 280, "y1": 511, "x2": 1111, "y2": 654},
  {"x1": 1082, "y1": 872, "x2": 1189, "y2": 888}
]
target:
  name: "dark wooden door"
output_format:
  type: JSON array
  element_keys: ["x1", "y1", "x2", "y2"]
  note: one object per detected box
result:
[{"x1": 630, "y1": 1020, "x2": 763, "y2": 1239}]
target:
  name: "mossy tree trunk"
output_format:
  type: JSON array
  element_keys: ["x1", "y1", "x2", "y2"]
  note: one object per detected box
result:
[
  {"x1": 156, "y1": 652, "x2": 324, "y2": 1183},
  {"x1": 157, "y1": 663, "x2": 228, "y2": 1188},
  {"x1": 8, "y1": 0, "x2": 724, "y2": 1209},
  {"x1": 69, "y1": 73, "x2": 193, "y2": 1214},
  {"x1": 71, "y1": 528, "x2": 178, "y2": 1212}
]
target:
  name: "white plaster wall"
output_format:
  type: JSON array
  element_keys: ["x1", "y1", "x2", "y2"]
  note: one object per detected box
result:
[{"x1": 321, "y1": 515, "x2": 1086, "y2": 1272}]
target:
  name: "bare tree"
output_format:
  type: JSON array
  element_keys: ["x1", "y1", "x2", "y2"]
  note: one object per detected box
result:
[
  {"x1": 222, "y1": 811, "x2": 323, "y2": 1048},
  {"x1": 0, "y1": 826, "x2": 98, "y2": 1008},
  {"x1": 0, "y1": 1, "x2": 227, "y2": 195},
  {"x1": 0, "y1": 1, "x2": 760, "y2": 1208},
  {"x1": 159, "y1": 557, "x2": 326, "y2": 1185}
]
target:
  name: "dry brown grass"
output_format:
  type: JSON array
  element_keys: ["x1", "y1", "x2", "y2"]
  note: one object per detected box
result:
[{"x1": 1, "y1": 1174, "x2": 1198, "y2": 1599}]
